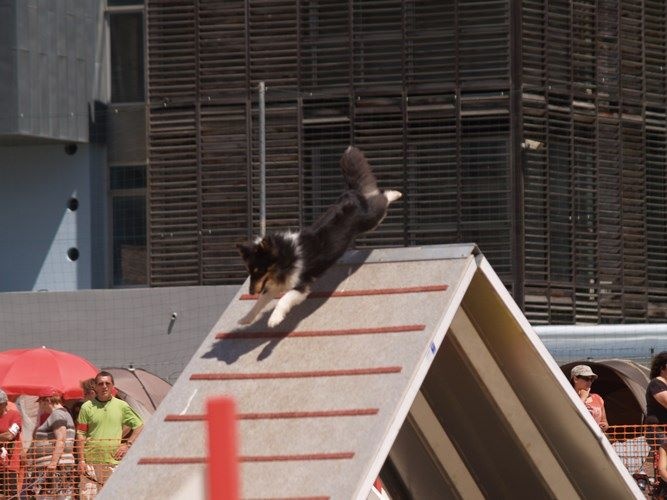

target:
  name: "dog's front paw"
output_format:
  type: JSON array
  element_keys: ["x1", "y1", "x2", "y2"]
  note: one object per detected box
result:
[{"x1": 267, "y1": 310, "x2": 285, "y2": 328}]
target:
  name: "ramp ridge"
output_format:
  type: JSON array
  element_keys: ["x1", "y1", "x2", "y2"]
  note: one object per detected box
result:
[
  {"x1": 215, "y1": 324, "x2": 425, "y2": 340},
  {"x1": 165, "y1": 408, "x2": 379, "y2": 421},
  {"x1": 189, "y1": 366, "x2": 402, "y2": 381},
  {"x1": 138, "y1": 452, "x2": 355, "y2": 465},
  {"x1": 239, "y1": 284, "x2": 448, "y2": 300}
]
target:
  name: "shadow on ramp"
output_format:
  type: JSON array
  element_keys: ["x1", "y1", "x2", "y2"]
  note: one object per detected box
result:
[{"x1": 202, "y1": 259, "x2": 366, "y2": 364}]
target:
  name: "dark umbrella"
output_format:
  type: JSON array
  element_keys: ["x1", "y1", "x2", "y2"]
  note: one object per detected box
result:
[{"x1": 103, "y1": 367, "x2": 171, "y2": 413}]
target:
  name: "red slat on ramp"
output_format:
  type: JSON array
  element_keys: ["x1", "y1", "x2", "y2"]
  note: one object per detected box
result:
[
  {"x1": 215, "y1": 324, "x2": 425, "y2": 340},
  {"x1": 239, "y1": 284, "x2": 448, "y2": 301},
  {"x1": 138, "y1": 452, "x2": 355, "y2": 465},
  {"x1": 190, "y1": 366, "x2": 402, "y2": 381},
  {"x1": 165, "y1": 408, "x2": 379, "y2": 421}
]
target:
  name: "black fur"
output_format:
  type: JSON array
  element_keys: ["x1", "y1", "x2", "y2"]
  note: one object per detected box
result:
[{"x1": 237, "y1": 146, "x2": 401, "y2": 326}]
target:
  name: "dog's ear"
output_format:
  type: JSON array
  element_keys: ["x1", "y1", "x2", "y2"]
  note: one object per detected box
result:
[
  {"x1": 257, "y1": 237, "x2": 274, "y2": 255},
  {"x1": 236, "y1": 243, "x2": 253, "y2": 261}
]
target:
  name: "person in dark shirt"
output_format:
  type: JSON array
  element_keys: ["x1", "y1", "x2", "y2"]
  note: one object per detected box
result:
[
  {"x1": 647, "y1": 351, "x2": 667, "y2": 424},
  {"x1": 646, "y1": 351, "x2": 667, "y2": 490}
]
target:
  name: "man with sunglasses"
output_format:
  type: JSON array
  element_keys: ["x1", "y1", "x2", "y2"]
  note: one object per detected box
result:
[
  {"x1": 571, "y1": 364, "x2": 609, "y2": 431},
  {"x1": 75, "y1": 371, "x2": 143, "y2": 498}
]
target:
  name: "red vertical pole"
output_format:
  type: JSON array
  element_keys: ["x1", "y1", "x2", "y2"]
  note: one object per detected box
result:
[{"x1": 206, "y1": 397, "x2": 239, "y2": 500}]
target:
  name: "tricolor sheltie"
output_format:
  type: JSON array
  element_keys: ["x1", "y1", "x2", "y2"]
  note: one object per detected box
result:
[{"x1": 237, "y1": 146, "x2": 402, "y2": 327}]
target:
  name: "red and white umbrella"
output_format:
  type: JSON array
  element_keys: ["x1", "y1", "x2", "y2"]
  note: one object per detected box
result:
[{"x1": 0, "y1": 347, "x2": 98, "y2": 399}]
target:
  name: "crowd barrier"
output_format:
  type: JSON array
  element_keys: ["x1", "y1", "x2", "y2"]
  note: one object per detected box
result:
[
  {"x1": 606, "y1": 424, "x2": 666, "y2": 497},
  {"x1": 9, "y1": 427, "x2": 663, "y2": 498},
  {"x1": 1, "y1": 437, "x2": 131, "y2": 499},
  {"x1": 606, "y1": 425, "x2": 663, "y2": 473}
]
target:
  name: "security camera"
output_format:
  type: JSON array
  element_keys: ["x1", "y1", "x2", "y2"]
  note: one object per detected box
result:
[{"x1": 522, "y1": 139, "x2": 544, "y2": 151}]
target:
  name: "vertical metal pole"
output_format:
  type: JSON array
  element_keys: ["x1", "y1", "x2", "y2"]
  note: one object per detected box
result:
[{"x1": 259, "y1": 82, "x2": 266, "y2": 237}]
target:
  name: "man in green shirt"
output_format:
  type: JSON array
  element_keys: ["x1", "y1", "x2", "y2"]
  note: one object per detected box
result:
[{"x1": 75, "y1": 371, "x2": 143, "y2": 498}]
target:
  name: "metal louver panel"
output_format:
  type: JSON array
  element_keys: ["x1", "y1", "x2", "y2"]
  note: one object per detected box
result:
[
  {"x1": 143, "y1": 0, "x2": 667, "y2": 326},
  {"x1": 146, "y1": 0, "x2": 515, "y2": 289},
  {"x1": 200, "y1": 104, "x2": 250, "y2": 284},
  {"x1": 645, "y1": 1, "x2": 667, "y2": 320},
  {"x1": 147, "y1": 1, "x2": 199, "y2": 285},
  {"x1": 459, "y1": 0, "x2": 510, "y2": 88},
  {"x1": 300, "y1": 1, "x2": 350, "y2": 90},
  {"x1": 353, "y1": 95, "x2": 406, "y2": 246},
  {"x1": 248, "y1": 1, "x2": 298, "y2": 89},
  {"x1": 521, "y1": 0, "x2": 662, "y2": 324},
  {"x1": 405, "y1": 93, "x2": 459, "y2": 245},
  {"x1": 148, "y1": 106, "x2": 200, "y2": 286},
  {"x1": 250, "y1": 100, "x2": 302, "y2": 232},
  {"x1": 198, "y1": 0, "x2": 252, "y2": 284}
]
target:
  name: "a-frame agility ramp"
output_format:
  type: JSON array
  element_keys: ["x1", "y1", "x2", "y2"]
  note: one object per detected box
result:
[{"x1": 101, "y1": 244, "x2": 641, "y2": 499}]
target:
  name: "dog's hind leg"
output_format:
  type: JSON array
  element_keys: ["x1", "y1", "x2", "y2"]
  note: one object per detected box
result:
[
  {"x1": 268, "y1": 288, "x2": 310, "y2": 327},
  {"x1": 239, "y1": 291, "x2": 276, "y2": 325}
]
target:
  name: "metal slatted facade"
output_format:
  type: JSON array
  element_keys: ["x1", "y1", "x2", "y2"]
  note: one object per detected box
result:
[{"x1": 146, "y1": 0, "x2": 667, "y2": 324}]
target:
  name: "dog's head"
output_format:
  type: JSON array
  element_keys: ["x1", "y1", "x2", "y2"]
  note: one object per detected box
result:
[{"x1": 237, "y1": 237, "x2": 278, "y2": 295}]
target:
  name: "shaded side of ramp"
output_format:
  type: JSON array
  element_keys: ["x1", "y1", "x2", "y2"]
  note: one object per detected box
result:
[{"x1": 100, "y1": 244, "x2": 640, "y2": 499}]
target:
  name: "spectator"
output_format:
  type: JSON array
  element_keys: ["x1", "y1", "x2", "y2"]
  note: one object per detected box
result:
[
  {"x1": 0, "y1": 389, "x2": 23, "y2": 498},
  {"x1": 647, "y1": 351, "x2": 667, "y2": 424},
  {"x1": 69, "y1": 378, "x2": 97, "y2": 425},
  {"x1": 80, "y1": 378, "x2": 97, "y2": 403},
  {"x1": 75, "y1": 371, "x2": 143, "y2": 499},
  {"x1": 646, "y1": 352, "x2": 667, "y2": 487},
  {"x1": 29, "y1": 390, "x2": 76, "y2": 498},
  {"x1": 571, "y1": 364, "x2": 609, "y2": 431}
]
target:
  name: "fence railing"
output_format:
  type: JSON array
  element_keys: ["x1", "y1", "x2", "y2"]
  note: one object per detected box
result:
[
  {"x1": 12, "y1": 425, "x2": 664, "y2": 498},
  {"x1": 10, "y1": 436, "x2": 131, "y2": 499},
  {"x1": 605, "y1": 424, "x2": 665, "y2": 476}
]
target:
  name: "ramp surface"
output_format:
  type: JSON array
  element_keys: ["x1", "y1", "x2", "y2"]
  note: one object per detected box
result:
[{"x1": 101, "y1": 244, "x2": 641, "y2": 499}]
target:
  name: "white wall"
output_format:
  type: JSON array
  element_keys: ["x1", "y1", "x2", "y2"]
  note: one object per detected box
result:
[{"x1": 0, "y1": 143, "x2": 106, "y2": 291}]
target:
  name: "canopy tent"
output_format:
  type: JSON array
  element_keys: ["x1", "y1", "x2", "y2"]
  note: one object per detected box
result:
[
  {"x1": 560, "y1": 359, "x2": 650, "y2": 425},
  {"x1": 103, "y1": 367, "x2": 172, "y2": 420}
]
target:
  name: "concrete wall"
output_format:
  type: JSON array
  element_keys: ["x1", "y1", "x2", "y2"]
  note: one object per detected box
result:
[
  {"x1": 0, "y1": 285, "x2": 240, "y2": 383},
  {"x1": 0, "y1": 0, "x2": 103, "y2": 143},
  {"x1": 0, "y1": 143, "x2": 106, "y2": 291}
]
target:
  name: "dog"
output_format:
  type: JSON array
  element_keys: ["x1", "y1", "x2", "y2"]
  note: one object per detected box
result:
[{"x1": 237, "y1": 146, "x2": 402, "y2": 327}]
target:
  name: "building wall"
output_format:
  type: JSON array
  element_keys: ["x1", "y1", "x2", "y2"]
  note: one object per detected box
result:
[
  {"x1": 0, "y1": 285, "x2": 239, "y2": 383},
  {"x1": 0, "y1": 143, "x2": 106, "y2": 291},
  {"x1": 144, "y1": 0, "x2": 667, "y2": 325},
  {"x1": 145, "y1": 0, "x2": 515, "y2": 288},
  {"x1": 520, "y1": 0, "x2": 667, "y2": 324},
  {"x1": 0, "y1": 0, "x2": 102, "y2": 143}
]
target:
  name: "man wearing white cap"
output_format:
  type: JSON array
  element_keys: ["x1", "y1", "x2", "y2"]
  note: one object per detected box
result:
[{"x1": 571, "y1": 364, "x2": 609, "y2": 431}]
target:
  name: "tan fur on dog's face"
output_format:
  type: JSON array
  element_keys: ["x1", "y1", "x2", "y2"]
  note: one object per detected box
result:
[{"x1": 237, "y1": 239, "x2": 280, "y2": 295}]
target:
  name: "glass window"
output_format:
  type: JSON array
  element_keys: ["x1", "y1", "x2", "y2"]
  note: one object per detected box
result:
[
  {"x1": 110, "y1": 165, "x2": 146, "y2": 190},
  {"x1": 112, "y1": 195, "x2": 147, "y2": 286},
  {"x1": 110, "y1": 12, "x2": 145, "y2": 102},
  {"x1": 108, "y1": 0, "x2": 144, "y2": 5}
]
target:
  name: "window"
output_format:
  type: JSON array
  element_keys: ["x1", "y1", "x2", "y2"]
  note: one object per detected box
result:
[
  {"x1": 108, "y1": 2, "x2": 147, "y2": 286},
  {"x1": 110, "y1": 12, "x2": 145, "y2": 102},
  {"x1": 111, "y1": 166, "x2": 147, "y2": 286}
]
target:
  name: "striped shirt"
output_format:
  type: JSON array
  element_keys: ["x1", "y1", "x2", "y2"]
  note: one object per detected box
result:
[{"x1": 31, "y1": 408, "x2": 75, "y2": 467}]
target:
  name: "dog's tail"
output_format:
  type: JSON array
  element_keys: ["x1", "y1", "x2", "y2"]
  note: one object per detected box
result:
[{"x1": 340, "y1": 146, "x2": 379, "y2": 197}]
